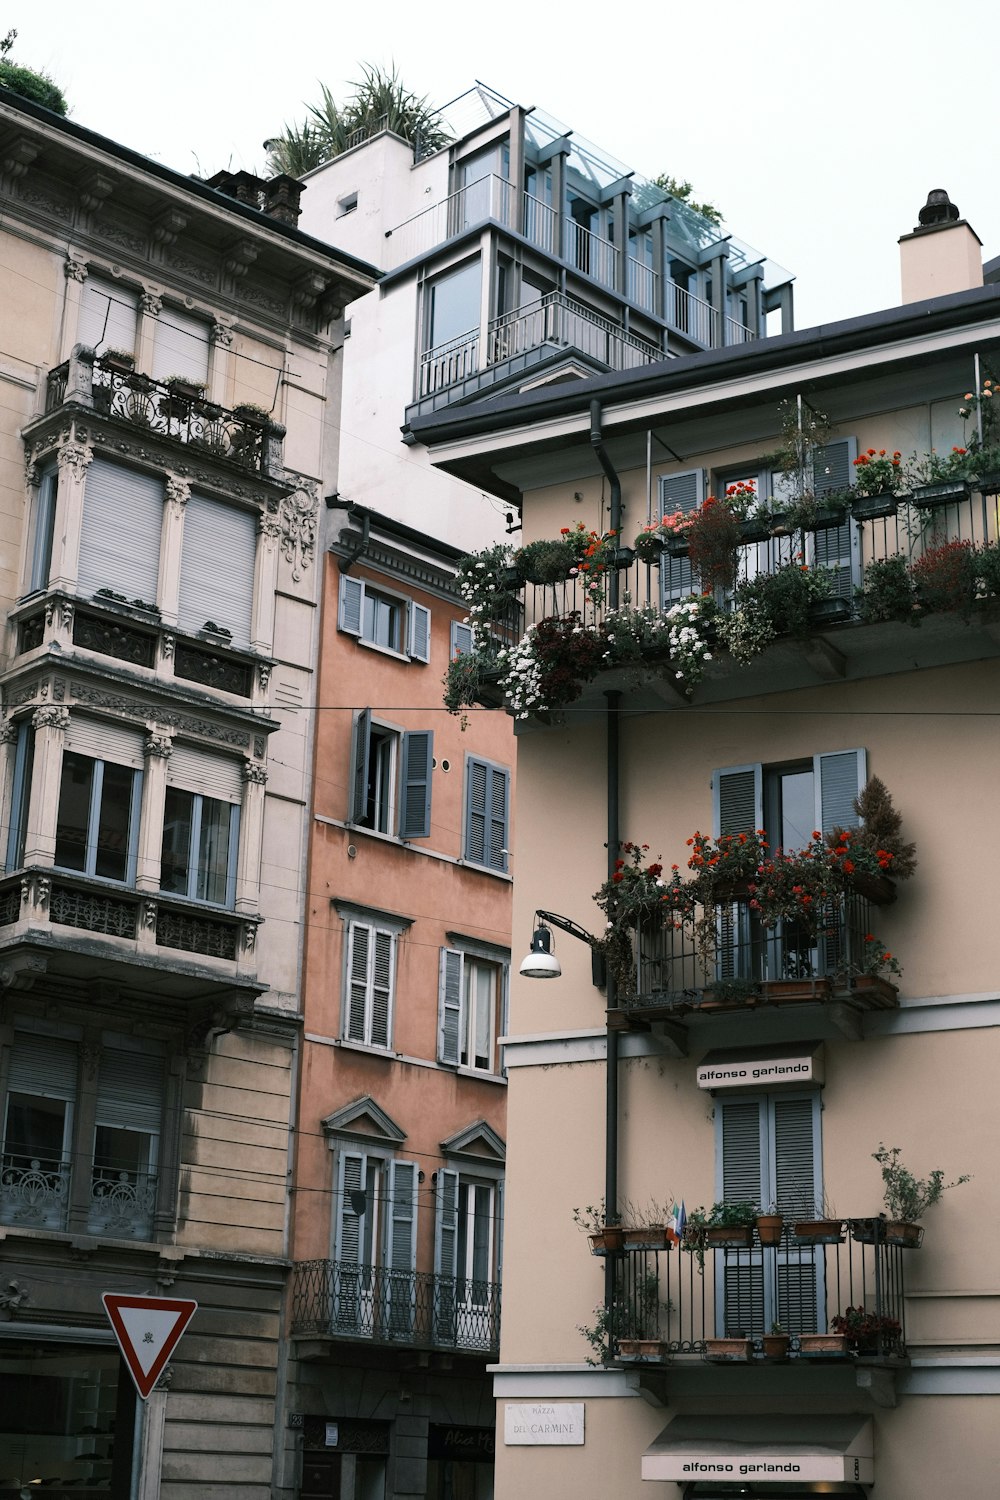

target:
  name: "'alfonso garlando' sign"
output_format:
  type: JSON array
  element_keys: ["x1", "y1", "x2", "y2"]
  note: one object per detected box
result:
[{"x1": 643, "y1": 1452, "x2": 873, "y2": 1483}]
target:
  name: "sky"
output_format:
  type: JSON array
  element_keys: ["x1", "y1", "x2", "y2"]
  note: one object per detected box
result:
[{"x1": 13, "y1": 0, "x2": 1000, "y2": 332}]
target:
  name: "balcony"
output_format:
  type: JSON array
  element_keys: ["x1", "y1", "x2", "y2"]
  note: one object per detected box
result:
[
  {"x1": 602, "y1": 1219, "x2": 909, "y2": 1371},
  {"x1": 291, "y1": 1259, "x2": 501, "y2": 1358},
  {"x1": 45, "y1": 351, "x2": 286, "y2": 480}
]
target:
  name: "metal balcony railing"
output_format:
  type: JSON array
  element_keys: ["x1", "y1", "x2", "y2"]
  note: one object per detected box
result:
[
  {"x1": 605, "y1": 1218, "x2": 909, "y2": 1362},
  {"x1": 419, "y1": 326, "x2": 481, "y2": 398},
  {"x1": 627, "y1": 257, "x2": 660, "y2": 313},
  {"x1": 664, "y1": 280, "x2": 717, "y2": 345},
  {"x1": 563, "y1": 217, "x2": 620, "y2": 290},
  {"x1": 386, "y1": 173, "x2": 517, "y2": 266},
  {"x1": 0, "y1": 1153, "x2": 71, "y2": 1230},
  {"x1": 291, "y1": 1259, "x2": 501, "y2": 1355}
]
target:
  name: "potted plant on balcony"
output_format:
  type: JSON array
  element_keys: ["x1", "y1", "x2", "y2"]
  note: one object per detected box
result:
[
  {"x1": 514, "y1": 535, "x2": 577, "y2": 586},
  {"x1": 163, "y1": 374, "x2": 206, "y2": 403},
  {"x1": 702, "y1": 1201, "x2": 757, "y2": 1249},
  {"x1": 871, "y1": 1142, "x2": 970, "y2": 1247},
  {"x1": 633, "y1": 509, "x2": 687, "y2": 563},
  {"x1": 686, "y1": 494, "x2": 741, "y2": 591},
  {"x1": 798, "y1": 1330, "x2": 850, "y2": 1357},
  {"x1": 859, "y1": 554, "x2": 918, "y2": 625},
  {"x1": 232, "y1": 400, "x2": 272, "y2": 423},
  {"x1": 830, "y1": 1306, "x2": 902, "y2": 1355},
  {"x1": 760, "y1": 1321, "x2": 790, "y2": 1360},
  {"x1": 851, "y1": 448, "x2": 907, "y2": 519},
  {"x1": 573, "y1": 1202, "x2": 624, "y2": 1257},
  {"x1": 100, "y1": 347, "x2": 135, "y2": 375},
  {"x1": 910, "y1": 539, "x2": 979, "y2": 621},
  {"x1": 793, "y1": 1198, "x2": 845, "y2": 1244},
  {"x1": 909, "y1": 447, "x2": 974, "y2": 507},
  {"x1": 619, "y1": 1199, "x2": 676, "y2": 1251},
  {"x1": 755, "y1": 1205, "x2": 784, "y2": 1246},
  {"x1": 704, "y1": 1326, "x2": 753, "y2": 1362}
]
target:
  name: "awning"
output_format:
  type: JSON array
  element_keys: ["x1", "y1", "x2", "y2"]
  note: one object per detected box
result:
[{"x1": 642, "y1": 1415, "x2": 873, "y2": 1485}]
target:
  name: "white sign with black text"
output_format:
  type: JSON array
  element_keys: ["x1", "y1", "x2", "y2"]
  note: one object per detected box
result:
[
  {"x1": 697, "y1": 1053, "x2": 816, "y2": 1090},
  {"x1": 504, "y1": 1402, "x2": 584, "y2": 1445}
]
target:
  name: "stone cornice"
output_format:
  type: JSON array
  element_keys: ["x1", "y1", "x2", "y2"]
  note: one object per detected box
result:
[{"x1": 330, "y1": 529, "x2": 462, "y2": 604}]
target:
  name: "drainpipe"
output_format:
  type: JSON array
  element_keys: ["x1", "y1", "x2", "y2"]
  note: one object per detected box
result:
[{"x1": 590, "y1": 399, "x2": 622, "y2": 1314}]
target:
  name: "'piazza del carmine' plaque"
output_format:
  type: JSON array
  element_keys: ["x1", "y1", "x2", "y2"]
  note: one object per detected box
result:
[{"x1": 504, "y1": 1403, "x2": 585, "y2": 1445}]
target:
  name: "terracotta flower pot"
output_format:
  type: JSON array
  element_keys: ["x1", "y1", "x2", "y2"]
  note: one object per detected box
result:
[{"x1": 755, "y1": 1214, "x2": 783, "y2": 1247}]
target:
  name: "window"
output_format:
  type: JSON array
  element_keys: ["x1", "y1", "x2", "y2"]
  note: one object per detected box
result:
[
  {"x1": 333, "y1": 1150, "x2": 418, "y2": 1337},
  {"x1": 151, "y1": 304, "x2": 210, "y2": 386},
  {"x1": 463, "y1": 756, "x2": 510, "y2": 873},
  {"x1": 338, "y1": 575, "x2": 431, "y2": 662},
  {"x1": 77, "y1": 459, "x2": 164, "y2": 608},
  {"x1": 438, "y1": 946, "x2": 510, "y2": 1073},
  {"x1": 178, "y1": 493, "x2": 257, "y2": 647},
  {"x1": 26, "y1": 467, "x2": 57, "y2": 594},
  {"x1": 425, "y1": 260, "x2": 482, "y2": 352},
  {"x1": 337, "y1": 192, "x2": 359, "y2": 217},
  {"x1": 716, "y1": 1091, "x2": 823, "y2": 1335},
  {"x1": 89, "y1": 1043, "x2": 164, "y2": 1237},
  {"x1": 434, "y1": 1168, "x2": 503, "y2": 1346},
  {"x1": 161, "y1": 744, "x2": 242, "y2": 907},
  {"x1": 343, "y1": 916, "x2": 398, "y2": 1048},
  {"x1": 450, "y1": 620, "x2": 474, "y2": 658},
  {"x1": 77, "y1": 273, "x2": 138, "y2": 354},
  {"x1": 351, "y1": 711, "x2": 433, "y2": 839},
  {"x1": 1, "y1": 1031, "x2": 75, "y2": 1230},
  {"x1": 54, "y1": 722, "x2": 144, "y2": 884},
  {"x1": 5, "y1": 723, "x2": 33, "y2": 873}
]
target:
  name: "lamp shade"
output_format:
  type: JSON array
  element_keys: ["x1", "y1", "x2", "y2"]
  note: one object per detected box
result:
[{"x1": 519, "y1": 922, "x2": 562, "y2": 979}]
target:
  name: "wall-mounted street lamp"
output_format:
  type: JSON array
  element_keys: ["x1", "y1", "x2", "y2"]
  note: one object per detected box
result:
[{"x1": 519, "y1": 910, "x2": 606, "y2": 987}]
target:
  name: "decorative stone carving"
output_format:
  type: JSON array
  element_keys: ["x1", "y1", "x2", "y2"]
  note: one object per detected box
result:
[
  {"x1": 279, "y1": 488, "x2": 318, "y2": 581},
  {"x1": 145, "y1": 734, "x2": 173, "y2": 759},
  {"x1": 140, "y1": 290, "x2": 162, "y2": 318},
  {"x1": 44, "y1": 600, "x2": 56, "y2": 629},
  {"x1": 224, "y1": 239, "x2": 258, "y2": 279},
  {"x1": 142, "y1": 899, "x2": 158, "y2": 930},
  {"x1": 52, "y1": 679, "x2": 66, "y2": 701},
  {"x1": 81, "y1": 1042, "x2": 102, "y2": 1082},
  {"x1": 64, "y1": 255, "x2": 88, "y2": 283},
  {"x1": 60, "y1": 601, "x2": 75, "y2": 632},
  {"x1": 293, "y1": 273, "x2": 327, "y2": 310},
  {"x1": 79, "y1": 171, "x2": 115, "y2": 214},
  {"x1": 212, "y1": 322, "x2": 234, "y2": 349},
  {"x1": 3, "y1": 137, "x2": 40, "y2": 180},
  {"x1": 32, "y1": 705, "x2": 69, "y2": 731},
  {"x1": 253, "y1": 737, "x2": 266, "y2": 758},
  {"x1": 242, "y1": 761, "x2": 268, "y2": 785},
  {"x1": 0, "y1": 719, "x2": 18, "y2": 745},
  {"x1": 0, "y1": 1278, "x2": 30, "y2": 1315},
  {"x1": 164, "y1": 474, "x2": 190, "y2": 511},
  {"x1": 242, "y1": 920, "x2": 259, "y2": 952},
  {"x1": 23, "y1": 443, "x2": 43, "y2": 487},
  {"x1": 161, "y1": 634, "x2": 175, "y2": 660},
  {"x1": 152, "y1": 209, "x2": 188, "y2": 246},
  {"x1": 259, "y1": 498, "x2": 282, "y2": 546},
  {"x1": 35, "y1": 877, "x2": 50, "y2": 912},
  {"x1": 57, "y1": 441, "x2": 94, "y2": 481},
  {"x1": 257, "y1": 663, "x2": 271, "y2": 692}
]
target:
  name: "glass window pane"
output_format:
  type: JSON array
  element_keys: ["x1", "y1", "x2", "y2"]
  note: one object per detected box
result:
[
  {"x1": 4, "y1": 1094, "x2": 67, "y2": 1166},
  {"x1": 161, "y1": 786, "x2": 193, "y2": 894},
  {"x1": 55, "y1": 752, "x2": 94, "y2": 870},
  {"x1": 427, "y1": 261, "x2": 482, "y2": 350},
  {"x1": 197, "y1": 796, "x2": 233, "y2": 904},
  {"x1": 363, "y1": 591, "x2": 401, "y2": 650},
  {"x1": 780, "y1": 769, "x2": 814, "y2": 850},
  {"x1": 94, "y1": 761, "x2": 135, "y2": 881}
]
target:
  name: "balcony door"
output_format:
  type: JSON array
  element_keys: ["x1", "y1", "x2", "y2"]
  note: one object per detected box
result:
[
  {"x1": 334, "y1": 1152, "x2": 417, "y2": 1340},
  {"x1": 435, "y1": 1169, "x2": 500, "y2": 1349}
]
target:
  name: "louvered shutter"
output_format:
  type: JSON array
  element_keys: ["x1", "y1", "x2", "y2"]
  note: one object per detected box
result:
[
  {"x1": 659, "y1": 468, "x2": 705, "y2": 604},
  {"x1": 151, "y1": 305, "x2": 210, "y2": 384},
  {"x1": 408, "y1": 603, "x2": 431, "y2": 662},
  {"x1": 167, "y1": 744, "x2": 243, "y2": 803},
  {"x1": 814, "y1": 749, "x2": 866, "y2": 837},
  {"x1": 438, "y1": 948, "x2": 463, "y2": 1065},
  {"x1": 465, "y1": 759, "x2": 488, "y2": 865},
  {"x1": 714, "y1": 763, "x2": 764, "y2": 836},
  {"x1": 64, "y1": 718, "x2": 144, "y2": 769},
  {"x1": 771, "y1": 1096, "x2": 818, "y2": 1217},
  {"x1": 8, "y1": 1032, "x2": 78, "y2": 1098},
  {"x1": 178, "y1": 494, "x2": 256, "y2": 647},
  {"x1": 466, "y1": 760, "x2": 509, "y2": 872},
  {"x1": 78, "y1": 275, "x2": 138, "y2": 354},
  {"x1": 720, "y1": 1098, "x2": 765, "y2": 1206},
  {"x1": 345, "y1": 922, "x2": 371, "y2": 1041},
  {"x1": 499, "y1": 961, "x2": 510, "y2": 1077},
  {"x1": 812, "y1": 438, "x2": 859, "y2": 600},
  {"x1": 386, "y1": 1159, "x2": 418, "y2": 1336},
  {"x1": 434, "y1": 1166, "x2": 460, "y2": 1341},
  {"x1": 351, "y1": 710, "x2": 371, "y2": 823},
  {"x1": 336, "y1": 1151, "x2": 367, "y2": 1265},
  {"x1": 370, "y1": 930, "x2": 393, "y2": 1048},
  {"x1": 94, "y1": 1047, "x2": 163, "y2": 1135},
  {"x1": 339, "y1": 575, "x2": 364, "y2": 635},
  {"x1": 487, "y1": 766, "x2": 509, "y2": 872},
  {"x1": 400, "y1": 731, "x2": 432, "y2": 839},
  {"x1": 496, "y1": 1177, "x2": 504, "y2": 1285},
  {"x1": 450, "y1": 621, "x2": 474, "y2": 657},
  {"x1": 77, "y1": 459, "x2": 163, "y2": 605}
]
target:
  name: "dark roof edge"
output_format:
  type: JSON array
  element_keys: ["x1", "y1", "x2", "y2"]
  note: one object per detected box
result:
[
  {"x1": 326, "y1": 498, "x2": 466, "y2": 563},
  {"x1": 0, "y1": 86, "x2": 380, "y2": 284},
  {"x1": 408, "y1": 282, "x2": 1000, "y2": 444}
]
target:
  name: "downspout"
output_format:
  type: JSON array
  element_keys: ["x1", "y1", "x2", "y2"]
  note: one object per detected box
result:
[{"x1": 590, "y1": 399, "x2": 622, "y2": 1315}]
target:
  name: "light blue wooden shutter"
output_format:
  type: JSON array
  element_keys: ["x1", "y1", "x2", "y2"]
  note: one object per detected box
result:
[
  {"x1": 434, "y1": 1166, "x2": 460, "y2": 1341},
  {"x1": 77, "y1": 459, "x2": 163, "y2": 605},
  {"x1": 466, "y1": 760, "x2": 509, "y2": 872},
  {"x1": 151, "y1": 305, "x2": 210, "y2": 384},
  {"x1": 345, "y1": 922, "x2": 370, "y2": 1041},
  {"x1": 409, "y1": 603, "x2": 431, "y2": 662},
  {"x1": 450, "y1": 621, "x2": 474, "y2": 657},
  {"x1": 178, "y1": 494, "x2": 256, "y2": 647},
  {"x1": 438, "y1": 948, "x2": 463, "y2": 1065},
  {"x1": 339, "y1": 574, "x2": 364, "y2": 635},
  {"x1": 400, "y1": 731, "x2": 432, "y2": 839},
  {"x1": 659, "y1": 468, "x2": 705, "y2": 605},
  {"x1": 78, "y1": 275, "x2": 138, "y2": 354},
  {"x1": 771, "y1": 1096, "x2": 818, "y2": 1216},
  {"x1": 714, "y1": 763, "x2": 764, "y2": 837},
  {"x1": 350, "y1": 709, "x2": 371, "y2": 824},
  {"x1": 370, "y1": 929, "x2": 394, "y2": 1048},
  {"x1": 814, "y1": 749, "x2": 866, "y2": 836},
  {"x1": 719, "y1": 1099, "x2": 765, "y2": 1337},
  {"x1": 335, "y1": 1150, "x2": 369, "y2": 1332},
  {"x1": 812, "y1": 438, "x2": 859, "y2": 600},
  {"x1": 386, "y1": 1159, "x2": 418, "y2": 1335}
]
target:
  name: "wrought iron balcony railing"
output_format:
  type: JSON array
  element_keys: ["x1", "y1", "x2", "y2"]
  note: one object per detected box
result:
[
  {"x1": 0, "y1": 1155, "x2": 156, "y2": 1238},
  {"x1": 291, "y1": 1258, "x2": 501, "y2": 1355},
  {"x1": 604, "y1": 1217, "x2": 909, "y2": 1364}
]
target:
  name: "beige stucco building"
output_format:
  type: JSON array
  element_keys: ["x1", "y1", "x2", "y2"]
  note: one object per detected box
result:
[
  {"x1": 0, "y1": 84, "x2": 374, "y2": 1496},
  {"x1": 407, "y1": 198, "x2": 1000, "y2": 1497}
]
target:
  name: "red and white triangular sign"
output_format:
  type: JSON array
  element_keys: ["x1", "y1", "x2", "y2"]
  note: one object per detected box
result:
[{"x1": 102, "y1": 1293, "x2": 197, "y2": 1400}]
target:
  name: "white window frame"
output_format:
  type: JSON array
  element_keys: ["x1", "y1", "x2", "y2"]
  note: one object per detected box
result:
[
  {"x1": 338, "y1": 574, "x2": 431, "y2": 663},
  {"x1": 335, "y1": 903, "x2": 412, "y2": 1053},
  {"x1": 437, "y1": 940, "x2": 510, "y2": 1077}
]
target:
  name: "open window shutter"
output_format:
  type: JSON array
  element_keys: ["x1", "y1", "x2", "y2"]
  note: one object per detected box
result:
[
  {"x1": 434, "y1": 1166, "x2": 460, "y2": 1341},
  {"x1": 345, "y1": 922, "x2": 370, "y2": 1042},
  {"x1": 64, "y1": 718, "x2": 144, "y2": 769},
  {"x1": 487, "y1": 766, "x2": 509, "y2": 872},
  {"x1": 450, "y1": 621, "x2": 474, "y2": 657},
  {"x1": 408, "y1": 603, "x2": 431, "y2": 662},
  {"x1": 351, "y1": 710, "x2": 371, "y2": 824},
  {"x1": 814, "y1": 749, "x2": 866, "y2": 836},
  {"x1": 95, "y1": 1047, "x2": 163, "y2": 1136},
  {"x1": 338, "y1": 575, "x2": 364, "y2": 635},
  {"x1": 496, "y1": 1177, "x2": 504, "y2": 1285},
  {"x1": 400, "y1": 731, "x2": 432, "y2": 839},
  {"x1": 77, "y1": 459, "x2": 163, "y2": 605},
  {"x1": 467, "y1": 759, "x2": 510, "y2": 871},
  {"x1": 438, "y1": 948, "x2": 463, "y2": 1065},
  {"x1": 499, "y1": 961, "x2": 510, "y2": 1077},
  {"x1": 465, "y1": 759, "x2": 488, "y2": 865},
  {"x1": 151, "y1": 306, "x2": 210, "y2": 384},
  {"x1": 178, "y1": 494, "x2": 256, "y2": 647},
  {"x1": 78, "y1": 275, "x2": 138, "y2": 354},
  {"x1": 659, "y1": 468, "x2": 705, "y2": 605},
  {"x1": 371, "y1": 930, "x2": 393, "y2": 1048},
  {"x1": 336, "y1": 1151, "x2": 367, "y2": 1265},
  {"x1": 8, "y1": 1032, "x2": 77, "y2": 1098},
  {"x1": 812, "y1": 437, "x2": 859, "y2": 600},
  {"x1": 713, "y1": 763, "x2": 763, "y2": 837}
]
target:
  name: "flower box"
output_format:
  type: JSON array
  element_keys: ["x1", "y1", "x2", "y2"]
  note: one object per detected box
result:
[
  {"x1": 614, "y1": 546, "x2": 636, "y2": 570},
  {"x1": 807, "y1": 506, "x2": 849, "y2": 530},
  {"x1": 974, "y1": 470, "x2": 1000, "y2": 494},
  {"x1": 793, "y1": 1218, "x2": 845, "y2": 1245},
  {"x1": 808, "y1": 597, "x2": 852, "y2": 627},
  {"x1": 910, "y1": 479, "x2": 970, "y2": 508},
  {"x1": 738, "y1": 517, "x2": 773, "y2": 543},
  {"x1": 617, "y1": 1338, "x2": 670, "y2": 1361},
  {"x1": 849, "y1": 1217, "x2": 885, "y2": 1245},
  {"x1": 704, "y1": 1224, "x2": 754, "y2": 1250},
  {"x1": 755, "y1": 1213, "x2": 783, "y2": 1246},
  {"x1": 633, "y1": 535, "x2": 666, "y2": 564},
  {"x1": 100, "y1": 352, "x2": 135, "y2": 375},
  {"x1": 588, "y1": 1227, "x2": 625, "y2": 1256},
  {"x1": 851, "y1": 872, "x2": 896, "y2": 905},
  {"x1": 164, "y1": 378, "x2": 205, "y2": 402},
  {"x1": 845, "y1": 974, "x2": 898, "y2": 1007},
  {"x1": 760, "y1": 1333, "x2": 791, "y2": 1360},
  {"x1": 852, "y1": 492, "x2": 899, "y2": 521},
  {"x1": 797, "y1": 1332, "x2": 849, "y2": 1357},
  {"x1": 704, "y1": 1337, "x2": 752, "y2": 1362},
  {"x1": 622, "y1": 1226, "x2": 673, "y2": 1251},
  {"x1": 886, "y1": 1220, "x2": 923, "y2": 1248},
  {"x1": 665, "y1": 535, "x2": 690, "y2": 558},
  {"x1": 762, "y1": 978, "x2": 832, "y2": 1005},
  {"x1": 768, "y1": 511, "x2": 793, "y2": 536}
]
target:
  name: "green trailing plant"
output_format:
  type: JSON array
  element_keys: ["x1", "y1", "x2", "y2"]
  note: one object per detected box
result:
[
  {"x1": 910, "y1": 447, "x2": 974, "y2": 484},
  {"x1": 0, "y1": 30, "x2": 67, "y2": 115},
  {"x1": 719, "y1": 561, "x2": 833, "y2": 663},
  {"x1": 873, "y1": 1144, "x2": 970, "y2": 1222},
  {"x1": 514, "y1": 536, "x2": 578, "y2": 585},
  {"x1": 686, "y1": 495, "x2": 741, "y2": 592},
  {"x1": 578, "y1": 1272, "x2": 665, "y2": 1365}
]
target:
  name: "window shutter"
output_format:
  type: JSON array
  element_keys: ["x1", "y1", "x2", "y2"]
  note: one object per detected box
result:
[
  {"x1": 659, "y1": 468, "x2": 705, "y2": 605},
  {"x1": 177, "y1": 494, "x2": 256, "y2": 647},
  {"x1": 336, "y1": 1151, "x2": 367, "y2": 1265},
  {"x1": 339, "y1": 575, "x2": 364, "y2": 636},
  {"x1": 450, "y1": 621, "x2": 474, "y2": 657},
  {"x1": 8, "y1": 1032, "x2": 77, "y2": 1098},
  {"x1": 713, "y1": 763, "x2": 763, "y2": 837},
  {"x1": 487, "y1": 766, "x2": 510, "y2": 873},
  {"x1": 812, "y1": 438, "x2": 859, "y2": 601},
  {"x1": 64, "y1": 717, "x2": 144, "y2": 769},
  {"x1": 387, "y1": 1160, "x2": 417, "y2": 1272},
  {"x1": 720, "y1": 1098, "x2": 765, "y2": 1206},
  {"x1": 351, "y1": 710, "x2": 371, "y2": 824},
  {"x1": 345, "y1": 922, "x2": 370, "y2": 1042},
  {"x1": 77, "y1": 459, "x2": 163, "y2": 605},
  {"x1": 78, "y1": 275, "x2": 138, "y2": 354},
  {"x1": 465, "y1": 759, "x2": 510, "y2": 872},
  {"x1": 438, "y1": 948, "x2": 463, "y2": 1065},
  {"x1": 814, "y1": 749, "x2": 866, "y2": 836},
  {"x1": 434, "y1": 1167, "x2": 459, "y2": 1279},
  {"x1": 167, "y1": 744, "x2": 243, "y2": 803},
  {"x1": 813, "y1": 437, "x2": 857, "y2": 497},
  {"x1": 499, "y1": 961, "x2": 510, "y2": 1077},
  {"x1": 95, "y1": 1047, "x2": 163, "y2": 1135},
  {"x1": 465, "y1": 759, "x2": 488, "y2": 865},
  {"x1": 151, "y1": 305, "x2": 210, "y2": 384},
  {"x1": 370, "y1": 930, "x2": 394, "y2": 1049},
  {"x1": 409, "y1": 603, "x2": 431, "y2": 662},
  {"x1": 400, "y1": 731, "x2": 433, "y2": 839},
  {"x1": 771, "y1": 1096, "x2": 818, "y2": 1217},
  {"x1": 496, "y1": 1177, "x2": 504, "y2": 1284}
]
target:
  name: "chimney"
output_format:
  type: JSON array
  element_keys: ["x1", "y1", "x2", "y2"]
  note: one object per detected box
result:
[{"x1": 899, "y1": 190, "x2": 983, "y2": 303}]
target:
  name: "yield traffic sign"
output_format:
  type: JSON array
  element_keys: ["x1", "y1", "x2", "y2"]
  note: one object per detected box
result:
[{"x1": 102, "y1": 1292, "x2": 197, "y2": 1399}]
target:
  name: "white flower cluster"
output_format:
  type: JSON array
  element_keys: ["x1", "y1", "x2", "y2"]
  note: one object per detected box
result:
[
  {"x1": 663, "y1": 596, "x2": 714, "y2": 691},
  {"x1": 495, "y1": 629, "x2": 546, "y2": 719}
]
